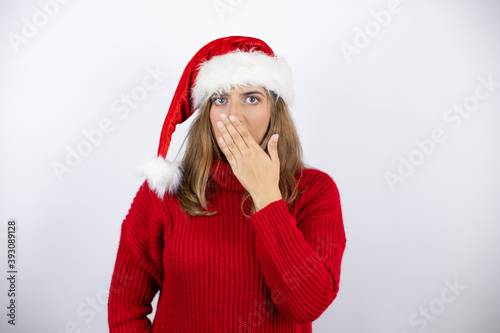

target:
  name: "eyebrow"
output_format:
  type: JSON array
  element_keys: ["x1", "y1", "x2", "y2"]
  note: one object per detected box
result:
[
  {"x1": 212, "y1": 91, "x2": 265, "y2": 97},
  {"x1": 241, "y1": 91, "x2": 265, "y2": 97}
]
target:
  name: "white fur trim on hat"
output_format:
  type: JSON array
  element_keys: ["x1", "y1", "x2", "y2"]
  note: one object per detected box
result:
[
  {"x1": 139, "y1": 157, "x2": 183, "y2": 199},
  {"x1": 192, "y1": 50, "x2": 294, "y2": 109}
]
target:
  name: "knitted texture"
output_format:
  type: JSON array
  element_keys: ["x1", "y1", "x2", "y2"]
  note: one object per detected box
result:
[{"x1": 108, "y1": 159, "x2": 346, "y2": 333}]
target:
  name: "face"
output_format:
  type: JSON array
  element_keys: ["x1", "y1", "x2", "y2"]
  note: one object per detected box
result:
[{"x1": 209, "y1": 85, "x2": 271, "y2": 146}]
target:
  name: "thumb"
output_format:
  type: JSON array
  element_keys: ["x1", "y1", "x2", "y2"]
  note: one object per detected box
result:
[{"x1": 268, "y1": 134, "x2": 279, "y2": 162}]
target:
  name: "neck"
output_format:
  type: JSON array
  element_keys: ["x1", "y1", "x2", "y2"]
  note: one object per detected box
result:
[{"x1": 209, "y1": 158, "x2": 245, "y2": 192}]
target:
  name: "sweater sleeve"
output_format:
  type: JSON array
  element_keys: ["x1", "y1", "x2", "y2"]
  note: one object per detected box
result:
[
  {"x1": 108, "y1": 181, "x2": 168, "y2": 333},
  {"x1": 248, "y1": 171, "x2": 346, "y2": 324}
]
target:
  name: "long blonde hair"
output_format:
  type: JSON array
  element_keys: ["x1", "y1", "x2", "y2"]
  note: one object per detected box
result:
[{"x1": 175, "y1": 90, "x2": 306, "y2": 218}]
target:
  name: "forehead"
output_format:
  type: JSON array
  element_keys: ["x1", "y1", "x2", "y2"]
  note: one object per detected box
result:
[{"x1": 215, "y1": 85, "x2": 266, "y2": 95}]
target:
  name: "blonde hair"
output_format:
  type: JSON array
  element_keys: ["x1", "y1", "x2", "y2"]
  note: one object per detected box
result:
[{"x1": 175, "y1": 90, "x2": 306, "y2": 218}]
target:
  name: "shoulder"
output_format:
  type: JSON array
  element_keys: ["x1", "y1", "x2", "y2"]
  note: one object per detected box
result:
[
  {"x1": 124, "y1": 180, "x2": 179, "y2": 230},
  {"x1": 293, "y1": 166, "x2": 342, "y2": 218},
  {"x1": 297, "y1": 166, "x2": 340, "y2": 197},
  {"x1": 133, "y1": 178, "x2": 182, "y2": 205},
  {"x1": 128, "y1": 180, "x2": 174, "y2": 211}
]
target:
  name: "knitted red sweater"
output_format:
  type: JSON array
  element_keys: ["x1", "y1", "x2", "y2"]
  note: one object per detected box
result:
[{"x1": 108, "y1": 159, "x2": 346, "y2": 333}]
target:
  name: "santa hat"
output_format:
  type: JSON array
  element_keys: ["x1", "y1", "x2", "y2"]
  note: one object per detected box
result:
[{"x1": 140, "y1": 36, "x2": 294, "y2": 199}]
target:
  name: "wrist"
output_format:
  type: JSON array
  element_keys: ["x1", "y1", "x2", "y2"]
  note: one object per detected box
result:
[{"x1": 252, "y1": 188, "x2": 282, "y2": 212}]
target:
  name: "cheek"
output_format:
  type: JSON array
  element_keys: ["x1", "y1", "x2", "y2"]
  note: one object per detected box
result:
[
  {"x1": 244, "y1": 107, "x2": 270, "y2": 142},
  {"x1": 210, "y1": 109, "x2": 219, "y2": 132},
  {"x1": 247, "y1": 106, "x2": 271, "y2": 128},
  {"x1": 210, "y1": 110, "x2": 225, "y2": 142}
]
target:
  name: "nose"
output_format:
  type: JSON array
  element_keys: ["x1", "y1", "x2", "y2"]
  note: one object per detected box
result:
[{"x1": 227, "y1": 98, "x2": 243, "y2": 120}]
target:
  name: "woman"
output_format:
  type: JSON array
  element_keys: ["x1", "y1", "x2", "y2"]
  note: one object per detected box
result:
[{"x1": 108, "y1": 36, "x2": 346, "y2": 333}]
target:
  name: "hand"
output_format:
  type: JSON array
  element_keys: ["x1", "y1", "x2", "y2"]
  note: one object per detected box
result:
[{"x1": 216, "y1": 114, "x2": 282, "y2": 211}]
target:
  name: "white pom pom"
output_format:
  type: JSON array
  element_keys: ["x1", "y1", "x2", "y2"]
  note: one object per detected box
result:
[{"x1": 139, "y1": 157, "x2": 183, "y2": 199}]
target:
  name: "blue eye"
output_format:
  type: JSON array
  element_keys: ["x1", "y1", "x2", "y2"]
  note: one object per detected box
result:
[
  {"x1": 246, "y1": 96, "x2": 259, "y2": 104},
  {"x1": 212, "y1": 97, "x2": 227, "y2": 105}
]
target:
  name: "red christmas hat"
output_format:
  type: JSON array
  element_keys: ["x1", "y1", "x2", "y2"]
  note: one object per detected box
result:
[{"x1": 140, "y1": 36, "x2": 294, "y2": 199}]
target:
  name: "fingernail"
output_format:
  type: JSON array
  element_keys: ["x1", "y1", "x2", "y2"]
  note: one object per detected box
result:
[
  {"x1": 217, "y1": 121, "x2": 223, "y2": 128},
  {"x1": 218, "y1": 137, "x2": 223, "y2": 143},
  {"x1": 219, "y1": 114, "x2": 226, "y2": 120},
  {"x1": 272, "y1": 134, "x2": 279, "y2": 142},
  {"x1": 229, "y1": 115, "x2": 236, "y2": 122}
]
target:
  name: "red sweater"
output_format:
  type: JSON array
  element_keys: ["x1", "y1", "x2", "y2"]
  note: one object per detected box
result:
[{"x1": 108, "y1": 159, "x2": 346, "y2": 332}]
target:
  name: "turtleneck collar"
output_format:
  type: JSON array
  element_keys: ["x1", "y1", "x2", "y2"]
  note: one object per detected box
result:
[{"x1": 209, "y1": 158, "x2": 245, "y2": 192}]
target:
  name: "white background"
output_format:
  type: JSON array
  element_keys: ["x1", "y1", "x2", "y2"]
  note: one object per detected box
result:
[{"x1": 1, "y1": 0, "x2": 499, "y2": 332}]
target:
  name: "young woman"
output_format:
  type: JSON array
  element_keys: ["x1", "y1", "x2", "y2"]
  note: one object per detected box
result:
[{"x1": 108, "y1": 36, "x2": 346, "y2": 333}]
